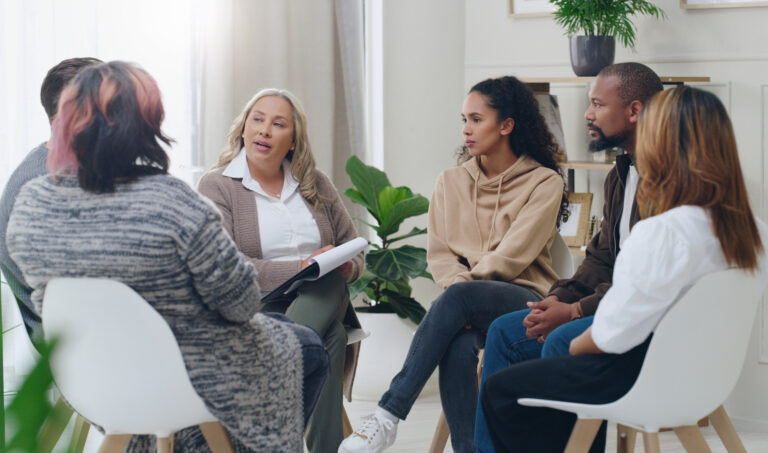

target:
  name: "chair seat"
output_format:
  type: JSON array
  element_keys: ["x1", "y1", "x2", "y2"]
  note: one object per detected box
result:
[{"x1": 346, "y1": 327, "x2": 370, "y2": 345}]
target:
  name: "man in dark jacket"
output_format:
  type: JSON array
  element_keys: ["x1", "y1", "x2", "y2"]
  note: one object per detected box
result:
[{"x1": 523, "y1": 62, "x2": 664, "y2": 338}]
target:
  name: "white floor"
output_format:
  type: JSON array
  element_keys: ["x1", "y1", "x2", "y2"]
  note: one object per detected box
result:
[
  {"x1": 343, "y1": 394, "x2": 768, "y2": 452},
  {"x1": 34, "y1": 393, "x2": 768, "y2": 452}
]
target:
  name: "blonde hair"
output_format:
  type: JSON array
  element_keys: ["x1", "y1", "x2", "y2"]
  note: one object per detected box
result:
[
  {"x1": 636, "y1": 86, "x2": 763, "y2": 270},
  {"x1": 216, "y1": 88, "x2": 321, "y2": 206}
]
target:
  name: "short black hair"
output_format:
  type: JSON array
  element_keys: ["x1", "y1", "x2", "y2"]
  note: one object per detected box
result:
[
  {"x1": 598, "y1": 62, "x2": 663, "y2": 106},
  {"x1": 40, "y1": 57, "x2": 102, "y2": 122}
]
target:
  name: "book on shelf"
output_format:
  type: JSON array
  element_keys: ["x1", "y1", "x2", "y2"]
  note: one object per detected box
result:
[
  {"x1": 261, "y1": 237, "x2": 368, "y2": 303},
  {"x1": 535, "y1": 93, "x2": 567, "y2": 161}
]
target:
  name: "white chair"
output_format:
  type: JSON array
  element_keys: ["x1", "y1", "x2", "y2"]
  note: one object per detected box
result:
[
  {"x1": 518, "y1": 268, "x2": 764, "y2": 453},
  {"x1": 42, "y1": 278, "x2": 235, "y2": 453},
  {"x1": 429, "y1": 232, "x2": 575, "y2": 452}
]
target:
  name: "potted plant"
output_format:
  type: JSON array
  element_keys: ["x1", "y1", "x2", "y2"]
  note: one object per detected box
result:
[
  {"x1": 549, "y1": 0, "x2": 666, "y2": 76},
  {"x1": 343, "y1": 156, "x2": 434, "y2": 398}
]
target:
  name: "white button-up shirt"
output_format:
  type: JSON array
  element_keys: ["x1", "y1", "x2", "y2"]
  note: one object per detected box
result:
[
  {"x1": 223, "y1": 150, "x2": 322, "y2": 261},
  {"x1": 592, "y1": 205, "x2": 768, "y2": 354}
]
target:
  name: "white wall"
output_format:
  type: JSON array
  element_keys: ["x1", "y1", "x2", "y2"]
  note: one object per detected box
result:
[
  {"x1": 464, "y1": 0, "x2": 768, "y2": 427},
  {"x1": 381, "y1": 0, "x2": 466, "y2": 305}
]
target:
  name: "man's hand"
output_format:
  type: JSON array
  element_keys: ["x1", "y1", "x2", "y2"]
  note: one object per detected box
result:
[{"x1": 523, "y1": 296, "x2": 578, "y2": 342}]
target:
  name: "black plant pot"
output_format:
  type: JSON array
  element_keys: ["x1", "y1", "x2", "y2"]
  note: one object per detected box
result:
[{"x1": 569, "y1": 35, "x2": 615, "y2": 77}]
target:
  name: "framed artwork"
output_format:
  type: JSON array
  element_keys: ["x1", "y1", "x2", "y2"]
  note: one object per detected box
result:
[
  {"x1": 681, "y1": 0, "x2": 768, "y2": 8},
  {"x1": 508, "y1": 0, "x2": 556, "y2": 17},
  {"x1": 559, "y1": 193, "x2": 593, "y2": 247}
]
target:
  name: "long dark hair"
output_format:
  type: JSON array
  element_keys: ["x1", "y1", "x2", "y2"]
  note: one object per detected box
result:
[
  {"x1": 462, "y1": 76, "x2": 569, "y2": 225},
  {"x1": 637, "y1": 86, "x2": 763, "y2": 270},
  {"x1": 48, "y1": 61, "x2": 172, "y2": 193}
]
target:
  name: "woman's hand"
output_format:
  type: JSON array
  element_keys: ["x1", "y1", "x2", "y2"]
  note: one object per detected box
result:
[
  {"x1": 301, "y1": 245, "x2": 334, "y2": 269},
  {"x1": 569, "y1": 327, "x2": 604, "y2": 356},
  {"x1": 338, "y1": 261, "x2": 354, "y2": 279}
]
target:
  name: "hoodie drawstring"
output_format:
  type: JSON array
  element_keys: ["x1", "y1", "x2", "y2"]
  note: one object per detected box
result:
[
  {"x1": 486, "y1": 178, "x2": 503, "y2": 252},
  {"x1": 472, "y1": 178, "x2": 484, "y2": 250}
]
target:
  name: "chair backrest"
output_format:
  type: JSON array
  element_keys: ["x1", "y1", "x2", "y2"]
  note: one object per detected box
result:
[
  {"x1": 551, "y1": 232, "x2": 575, "y2": 279},
  {"x1": 604, "y1": 269, "x2": 765, "y2": 429},
  {"x1": 42, "y1": 278, "x2": 215, "y2": 436}
]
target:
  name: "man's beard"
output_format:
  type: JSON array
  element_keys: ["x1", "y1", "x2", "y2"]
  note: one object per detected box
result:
[{"x1": 588, "y1": 122, "x2": 630, "y2": 151}]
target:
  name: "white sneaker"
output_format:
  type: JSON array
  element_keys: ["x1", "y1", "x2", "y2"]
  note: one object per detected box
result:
[{"x1": 338, "y1": 409, "x2": 398, "y2": 453}]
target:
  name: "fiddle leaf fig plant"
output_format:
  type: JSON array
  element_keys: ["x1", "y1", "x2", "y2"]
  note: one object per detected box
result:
[{"x1": 344, "y1": 156, "x2": 431, "y2": 324}]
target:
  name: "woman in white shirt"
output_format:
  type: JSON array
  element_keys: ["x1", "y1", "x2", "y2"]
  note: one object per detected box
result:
[
  {"x1": 198, "y1": 88, "x2": 363, "y2": 453},
  {"x1": 479, "y1": 86, "x2": 768, "y2": 452}
]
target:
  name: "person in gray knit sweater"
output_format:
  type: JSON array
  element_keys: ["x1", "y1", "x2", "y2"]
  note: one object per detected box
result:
[
  {"x1": 198, "y1": 88, "x2": 365, "y2": 453},
  {"x1": 5, "y1": 61, "x2": 327, "y2": 453}
]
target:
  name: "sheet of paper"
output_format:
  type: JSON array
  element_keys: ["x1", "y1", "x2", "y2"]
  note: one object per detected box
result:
[{"x1": 309, "y1": 237, "x2": 368, "y2": 276}]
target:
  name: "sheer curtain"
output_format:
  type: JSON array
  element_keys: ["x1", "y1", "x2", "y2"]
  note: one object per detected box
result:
[{"x1": 0, "y1": 0, "x2": 201, "y2": 192}]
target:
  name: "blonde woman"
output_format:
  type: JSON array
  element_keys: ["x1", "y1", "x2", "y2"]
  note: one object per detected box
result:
[{"x1": 198, "y1": 88, "x2": 363, "y2": 453}]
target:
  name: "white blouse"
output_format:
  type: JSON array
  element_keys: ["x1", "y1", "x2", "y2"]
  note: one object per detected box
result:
[
  {"x1": 591, "y1": 205, "x2": 768, "y2": 354},
  {"x1": 223, "y1": 150, "x2": 322, "y2": 261}
]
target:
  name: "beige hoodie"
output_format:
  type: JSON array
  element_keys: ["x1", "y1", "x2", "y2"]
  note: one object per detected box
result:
[{"x1": 428, "y1": 154, "x2": 563, "y2": 297}]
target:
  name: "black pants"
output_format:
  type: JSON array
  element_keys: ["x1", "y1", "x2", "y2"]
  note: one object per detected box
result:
[{"x1": 480, "y1": 338, "x2": 651, "y2": 453}]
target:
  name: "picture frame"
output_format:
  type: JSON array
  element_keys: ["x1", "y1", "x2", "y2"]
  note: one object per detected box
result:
[
  {"x1": 559, "y1": 193, "x2": 593, "y2": 247},
  {"x1": 508, "y1": 0, "x2": 555, "y2": 17},
  {"x1": 681, "y1": 0, "x2": 768, "y2": 9}
]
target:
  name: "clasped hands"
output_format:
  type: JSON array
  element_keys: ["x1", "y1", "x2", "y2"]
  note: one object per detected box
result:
[
  {"x1": 522, "y1": 295, "x2": 576, "y2": 343},
  {"x1": 300, "y1": 245, "x2": 355, "y2": 279}
]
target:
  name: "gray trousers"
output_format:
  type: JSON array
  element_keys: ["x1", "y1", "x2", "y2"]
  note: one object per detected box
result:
[{"x1": 262, "y1": 269, "x2": 349, "y2": 453}]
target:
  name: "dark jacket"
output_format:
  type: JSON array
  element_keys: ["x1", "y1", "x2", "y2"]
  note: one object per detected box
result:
[{"x1": 549, "y1": 153, "x2": 640, "y2": 315}]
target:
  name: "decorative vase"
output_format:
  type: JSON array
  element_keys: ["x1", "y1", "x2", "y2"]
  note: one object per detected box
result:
[
  {"x1": 351, "y1": 311, "x2": 437, "y2": 400},
  {"x1": 569, "y1": 35, "x2": 615, "y2": 77}
]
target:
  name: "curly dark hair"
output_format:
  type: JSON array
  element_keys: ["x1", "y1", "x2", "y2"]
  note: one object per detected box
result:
[{"x1": 460, "y1": 76, "x2": 569, "y2": 225}]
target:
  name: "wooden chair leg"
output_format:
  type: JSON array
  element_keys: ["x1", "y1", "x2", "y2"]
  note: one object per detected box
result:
[
  {"x1": 428, "y1": 410, "x2": 450, "y2": 453},
  {"x1": 709, "y1": 405, "x2": 747, "y2": 453},
  {"x1": 199, "y1": 421, "x2": 235, "y2": 453},
  {"x1": 674, "y1": 425, "x2": 712, "y2": 453},
  {"x1": 69, "y1": 415, "x2": 91, "y2": 453},
  {"x1": 342, "y1": 405, "x2": 353, "y2": 438},
  {"x1": 564, "y1": 419, "x2": 602, "y2": 453},
  {"x1": 37, "y1": 397, "x2": 75, "y2": 453},
  {"x1": 156, "y1": 436, "x2": 171, "y2": 453},
  {"x1": 642, "y1": 432, "x2": 661, "y2": 453},
  {"x1": 97, "y1": 434, "x2": 132, "y2": 453},
  {"x1": 617, "y1": 424, "x2": 637, "y2": 453}
]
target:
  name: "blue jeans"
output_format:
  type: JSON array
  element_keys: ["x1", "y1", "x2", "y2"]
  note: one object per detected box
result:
[
  {"x1": 378, "y1": 281, "x2": 539, "y2": 453},
  {"x1": 475, "y1": 309, "x2": 594, "y2": 453}
]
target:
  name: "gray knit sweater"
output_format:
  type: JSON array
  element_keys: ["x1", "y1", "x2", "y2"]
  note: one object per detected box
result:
[{"x1": 6, "y1": 174, "x2": 304, "y2": 452}]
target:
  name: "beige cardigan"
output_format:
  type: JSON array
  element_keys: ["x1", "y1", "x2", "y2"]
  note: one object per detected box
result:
[
  {"x1": 428, "y1": 155, "x2": 563, "y2": 297},
  {"x1": 198, "y1": 167, "x2": 364, "y2": 400}
]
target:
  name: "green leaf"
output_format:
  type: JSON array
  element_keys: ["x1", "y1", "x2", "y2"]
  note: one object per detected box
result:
[
  {"x1": 420, "y1": 269, "x2": 434, "y2": 281},
  {"x1": 377, "y1": 194, "x2": 429, "y2": 238},
  {"x1": 385, "y1": 278, "x2": 412, "y2": 298},
  {"x1": 366, "y1": 245, "x2": 428, "y2": 282},
  {"x1": 349, "y1": 269, "x2": 376, "y2": 299},
  {"x1": 4, "y1": 339, "x2": 61, "y2": 453},
  {"x1": 343, "y1": 188, "x2": 367, "y2": 208},
  {"x1": 382, "y1": 289, "x2": 427, "y2": 324},
  {"x1": 378, "y1": 186, "x2": 410, "y2": 219},
  {"x1": 387, "y1": 227, "x2": 428, "y2": 245},
  {"x1": 345, "y1": 156, "x2": 391, "y2": 221}
]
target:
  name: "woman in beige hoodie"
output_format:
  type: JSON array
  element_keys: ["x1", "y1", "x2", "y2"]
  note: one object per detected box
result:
[{"x1": 340, "y1": 76, "x2": 568, "y2": 453}]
